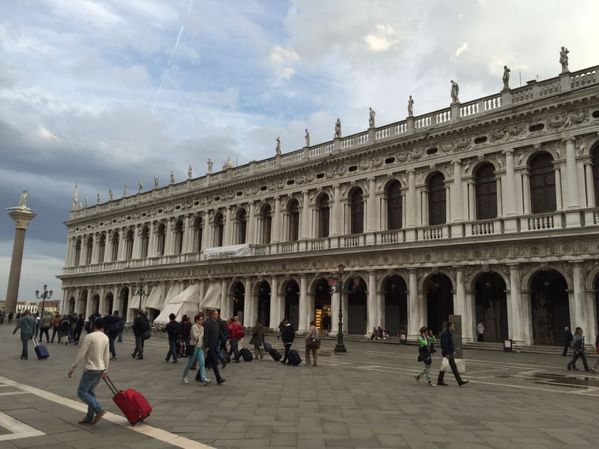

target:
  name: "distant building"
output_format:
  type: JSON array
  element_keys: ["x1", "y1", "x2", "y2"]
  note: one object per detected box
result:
[{"x1": 0, "y1": 300, "x2": 61, "y2": 315}]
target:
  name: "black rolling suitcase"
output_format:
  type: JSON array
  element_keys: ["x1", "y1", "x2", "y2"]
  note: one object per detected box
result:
[{"x1": 287, "y1": 349, "x2": 301, "y2": 366}]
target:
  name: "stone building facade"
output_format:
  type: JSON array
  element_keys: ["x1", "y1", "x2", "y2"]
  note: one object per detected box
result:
[{"x1": 59, "y1": 62, "x2": 599, "y2": 347}]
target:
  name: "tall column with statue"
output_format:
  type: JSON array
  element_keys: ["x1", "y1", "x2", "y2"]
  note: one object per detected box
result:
[{"x1": 4, "y1": 192, "x2": 36, "y2": 314}]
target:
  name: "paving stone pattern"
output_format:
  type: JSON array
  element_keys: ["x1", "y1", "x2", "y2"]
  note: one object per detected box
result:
[{"x1": 0, "y1": 325, "x2": 598, "y2": 449}]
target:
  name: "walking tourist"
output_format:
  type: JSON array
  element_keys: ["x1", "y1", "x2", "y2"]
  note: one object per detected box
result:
[
  {"x1": 132, "y1": 311, "x2": 150, "y2": 360},
  {"x1": 227, "y1": 316, "x2": 244, "y2": 362},
  {"x1": 8, "y1": 312, "x2": 14, "y2": 325},
  {"x1": 180, "y1": 315, "x2": 192, "y2": 357},
  {"x1": 74, "y1": 314, "x2": 85, "y2": 344},
  {"x1": 12, "y1": 310, "x2": 36, "y2": 360},
  {"x1": 203, "y1": 310, "x2": 225, "y2": 385},
  {"x1": 280, "y1": 319, "x2": 295, "y2": 364},
  {"x1": 593, "y1": 335, "x2": 599, "y2": 373},
  {"x1": 60, "y1": 315, "x2": 71, "y2": 344},
  {"x1": 322, "y1": 313, "x2": 331, "y2": 335},
  {"x1": 305, "y1": 320, "x2": 319, "y2": 367},
  {"x1": 250, "y1": 320, "x2": 266, "y2": 360},
  {"x1": 164, "y1": 313, "x2": 180, "y2": 363},
  {"x1": 182, "y1": 313, "x2": 211, "y2": 385},
  {"x1": 68, "y1": 318, "x2": 109, "y2": 426},
  {"x1": 218, "y1": 317, "x2": 230, "y2": 363},
  {"x1": 437, "y1": 322, "x2": 469, "y2": 386},
  {"x1": 51, "y1": 313, "x2": 61, "y2": 343},
  {"x1": 567, "y1": 327, "x2": 590, "y2": 372},
  {"x1": 415, "y1": 326, "x2": 436, "y2": 386},
  {"x1": 39, "y1": 312, "x2": 52, "y2": 343},
  {"x1": 116, "y1": 312, "x2": 124, "y2": 343},
  {"x1": 104, "y1": 311, "x2": 121, "y2": 359},
  {"x1": 476, "y1": 321, "x2": 485, "y2": 342},
  {"x1": 562, "y1": 326, "x2": 574, "y2": 357}
]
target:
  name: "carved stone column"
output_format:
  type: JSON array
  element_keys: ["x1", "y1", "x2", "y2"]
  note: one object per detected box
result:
[
  {"x1": 584, "y1": 162, "x2": 596, "y2": 207},
  {"x1": 366, "y1": 178, "x2": 378, "y2": 232},
  {"x1": 298, "y1": 275, "x2": 308, "y2": 332},
  {"x1": 332, "y1": 184, "x2": 341, "y2": 236},
  {"x1": 247, "y1": 203, "x2": 256, "y2": 244},
  {"x1": 330, "y1": 289, "x2": 340, "y2": 337},
  {"x1": 300, "y1": 191, "x2": 310, "y2": 239},
  {"x1": 272, "y1": 196, "x2": 281, "y2": 243},
  {"x1": 453, "y1": 267, "x2": 473, "y2": 342},
  {"x1": 407, "y1": 269, "x2": 421, "y2": 341},
  {"x1": 269, "y1": 277, "x2": 279, "y2": 330},
  {"x1": 570, "y1": 261, "x2": 586, "y2": 334},
  {"x1": 564, "y1": 138, "x2": 582, "y2": 227},
  {"x1": 223, "y1": 207, "x2": 232, "y2": 246},
  {"x1": 507, "y1": 264, "x2": 531, "y2": 346},
  {"x1": 367, "y1": 271, "x2": 378, "y2": 334},
  {"x1": 243, "y1": 278, "x2": 253, "y2": 328}
]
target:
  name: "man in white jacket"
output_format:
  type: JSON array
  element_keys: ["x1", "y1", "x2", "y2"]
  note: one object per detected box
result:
[{"x1": 68, "y1": 318, "x2": 110, "y2": 425}]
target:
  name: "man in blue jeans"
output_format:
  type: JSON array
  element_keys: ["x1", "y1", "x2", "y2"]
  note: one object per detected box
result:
[
  {"x1": 163, "y1": 313, "x2": 180, "y2": 363},
  {"x1": 12, "y1": 310, "x2": 36, "y2": 360},
  {"x1": 68, "y1": 318, "x2": 110, "y2": 425}
]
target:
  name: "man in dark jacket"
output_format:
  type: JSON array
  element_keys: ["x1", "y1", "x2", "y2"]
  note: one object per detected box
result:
[
  {"x1": 180, "y1": 315, "x2": 192, "y2": 357},
  {"x1": 203, "y1": 310, "x2": 225, "y2": 384},
  {"x1": 562, "y1": 326, "x2": 574, "y2": 357},
  {"x1": 280, "y1": 319, "x2": 295, "y2": 364},
  {"x1": 132, "y1": 311, "x2": 150, "y2": 360},
  {"x1": 103, "y1": 311, "x2": 121, "y2": 359},
  {"x1": 437, "y1": 323, "x2": 468, "y2": 387},
  {"x1": 163, "y1": 314, "x2": 180, "y2": 363}
]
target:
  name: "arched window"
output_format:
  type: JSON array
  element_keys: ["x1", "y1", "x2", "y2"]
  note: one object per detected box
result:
[
  {"x1": 475, "y1": 163, "x2": 497, "y2": 219},
  {"x1": 428, "y1": 173, "x2": 446, "y2": 225},
  {"x1": 530, "y1": 152, "x2": 556, "y2": 214},
  {"x1": 173, "y1": 220, "x2": 184, "y2": 255},
  {"x1": 260, "y1": 204, "x2": 272, "y2": 244},
  {"x1": 214, "y1": 213, "x2": 224, "y2": 247},
  {"x1": 85, "y1": 236, "x2": 93, "y2": 265},
  {"x1": 156, "y1": 224, "x2": 166, "y2": 256},
  {"x1": 288, "y1": 199, "x2": 300, "y2": 241},
  {"x1": 386, "y1": 180, "x2": 402, "y2": 230},
  {"x1": 591, "y1": 145, "x2": 599, "y2": 203},
  {"x1": 124, "y1": 229, "x2": 134, "y2": 260},
  {"x1": 111, "y1": 232, "x2": 120, "y2": 261},
  {"x1": 193, "y1": 217, "x2": 203, "y2": 252},
  {"x1": 350, "y1": 188, "x2": 364, "y2": 234},
  {"x1": 317, "y1": 194, "x2": 330, "y2": 238},
  {"x1": 236, "y1": 209, "x2": 247, "y2": 244},
  {"x1": 97, "y1": 234, "x2": 106, "y2": 263},
  {"x1": 140, "y1": 226, "x2": 149, "y2": 258},
  {"x1": 74, "y1": 238, "x2": 81, "y2": 266}
]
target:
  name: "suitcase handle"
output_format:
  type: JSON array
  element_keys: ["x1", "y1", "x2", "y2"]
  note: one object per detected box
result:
[{"x1": 103, "y1": 375, "x2": 120, "y2": 395}]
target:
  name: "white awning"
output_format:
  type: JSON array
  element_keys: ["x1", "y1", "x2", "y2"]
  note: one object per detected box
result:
[
  {"x1": 201, "y1": 282, "x2": 222, "y2": 310},
  {"x1": 204, "y1": 244, "x2": 252, "y2": 260},
  {"x1": 130, "y1": 292, "x2": 148, "y2": 310},
  {"x1": 165, "y1": 283, "x2": 183, "y2": 304},
  {"x1": 146, "y1": 285, "x2": 165, "y2": 310},
  {"x1": 153, "y1": 283, "x2": 202, "y2": 324}
]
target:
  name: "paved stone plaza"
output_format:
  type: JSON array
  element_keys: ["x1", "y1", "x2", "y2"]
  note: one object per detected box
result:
[{"x1": 0, "y1": 326, "x2": 599, "y2": 449}]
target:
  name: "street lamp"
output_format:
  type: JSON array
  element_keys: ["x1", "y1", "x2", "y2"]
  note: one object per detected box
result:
[
  {"x1": 35, "y1": 284, "x2": 53, "y2": 317},
  {"x1": 334, "y1": 263, "x2": 347, "y2": 353}
]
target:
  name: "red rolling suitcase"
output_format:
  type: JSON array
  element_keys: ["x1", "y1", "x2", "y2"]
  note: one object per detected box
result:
[{"x1": 104, "y1": 376, "x2": 152, "y2": 425}]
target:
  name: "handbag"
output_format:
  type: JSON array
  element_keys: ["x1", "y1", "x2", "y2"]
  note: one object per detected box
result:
[
  {"x1": 440, "y1": 357, "x2": 450, "y2": 372},
  {"x1": 142, "y1": 330, "x2": 151, "y2": 340},
  {"x1": 308, "y1": 338, "x2": 321, "y2": 349}
]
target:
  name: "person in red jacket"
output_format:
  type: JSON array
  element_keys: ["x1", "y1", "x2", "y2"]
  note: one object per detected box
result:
[{"x1": 227, "y1": 316, "x2": 244, "y2": 363}]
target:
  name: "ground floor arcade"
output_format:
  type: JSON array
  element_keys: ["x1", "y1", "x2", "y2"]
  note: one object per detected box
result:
[{"x1": 61, "y1": 260, "x2": 599, "y2": 347}]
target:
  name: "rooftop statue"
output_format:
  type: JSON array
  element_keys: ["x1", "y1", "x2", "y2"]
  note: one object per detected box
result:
[
  {"x1": 123, "y1": 184, "x2": 128, "y2": 197},
  {"x1": 304, "y1": 129, "x2": 310, "y2": 147},
  {"x1": 17, "y1": 191, "x2": 29, "y2": 209},
  {"x1": 334, "y1": 118, "x2": 342, "y2": 138},
  {"x1": 502, "y1": 65, "x2": 511, "y2": 90},
  {"x1": 170, "y1": 170, "x2": 175, "y2": 184},
  {"x1": 137, "y1": 180, "x2": 143, "y2": 193},
  {"x1": 96, "y1": 193, "x2": 101, "y2": 204},
  {"x1": 275, "y1": 137, "x2": 281, "y2": 155},
  {"x1": 207, "y1": 159, "x2": 213, "y2": 173},
  {"x1": 408, "y1": 95, "x2": 414, "y2": 117},
  {"x1": 560, "y1": 46, "x2": 569, "y2": 73},
  {"x1": 368, "y1": 107, "x2": 376, "y2": 128},
  {"x1": 72, "y1": 184, "x2": 79, "y2": 209},
  {"x1": 450, "y1": 80, "x2": 460, "y2": 104},
  {"x1": 153, "y1": 177, "x2": 159, "y2": 187},
  {"x1": 108, "y1": 190, "x2": 114, "y2": 201},
  {"x1": 188, "y1": 165, "x2": 193, "y2": 180}
]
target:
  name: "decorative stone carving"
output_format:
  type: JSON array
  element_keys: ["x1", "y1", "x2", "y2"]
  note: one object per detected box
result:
[
  {"x1": 560, "y1": 46, "x2": 569, "y2": 74},
  {"x1": 502, "y1": 66, "x2": 511, "y2": 90},
  {"x1": 368, "y1": 107, "x2": 376, "y2": 128},
  {"x1": 450, "y1": 80, "x2": 460, "y2": 104},
  {"x1": 408, "y1": 95, "x2": 414, "y2": 117}
]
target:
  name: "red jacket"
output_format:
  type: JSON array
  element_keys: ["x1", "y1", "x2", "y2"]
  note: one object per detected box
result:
[{"x1": 228, "y1": 321, "x2": 245, "y2": 340}]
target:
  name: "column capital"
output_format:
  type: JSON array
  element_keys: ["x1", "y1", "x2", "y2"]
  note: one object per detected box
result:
[
  {"x1": 562, "y1": 137, "x2": 575, "y2": 144},
  {"x1": 568, "y1": 259, "x2": 585, "y2": 265},
  {"x1": 502, "y1": 148, "x2": 515, "y2": 156}
]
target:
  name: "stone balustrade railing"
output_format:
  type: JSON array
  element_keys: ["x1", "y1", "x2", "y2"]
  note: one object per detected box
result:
[
  {"x1": 62, "y1": 208, "x2": 599, "y2": 275},
  {"x1": 68, "y1": 65, "x2": 599, "y2": 221}
]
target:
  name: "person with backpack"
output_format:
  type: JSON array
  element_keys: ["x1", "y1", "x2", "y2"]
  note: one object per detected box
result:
[
  {"x1": 305, "y1": 320, "x2": 319, "y2": 367},
  {"x1": 51, "y1": 313, "x2": 61, "y2": 343},
  {"x1": 280, "y1": 319, "x2": 295, "y2": 364},
  {"x1": 227, "y1": 316, "x2": 244, "y2": 363},
  {"x1": 415, "y1": 326, "x2": 436, "y2": 387},
  {"x1": 250, "y1": 320, "x2": 266, "y2": 360},
  {"x1": 182, "y1": 313, "x2": 211, "y2": 386},
  {"x1": 163, "y1": 314, "x2": 181, "y2": 363},
  {"x1": 39, "y1": 312, "x2": 52, "y2": 343},
  {"x1": 132, "y1": 311, "x2": 150, "y2": 360},
  {"x1": 567, "y1": 327, "x2": 590, "y2": 372},
  {"x1": 60, "y1": 315, "x2": 72, "y2": 345}
]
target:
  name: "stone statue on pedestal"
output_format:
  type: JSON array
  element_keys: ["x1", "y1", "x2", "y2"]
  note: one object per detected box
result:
[
  {"x1": 275, "y1": 137, "x2": 281, "y2": 155},
  {"x1": 170, "y1": 170, "x2": 175, "y2": 184},
  {"x1": 72, "y1": 184, "x2": 79, "y2": 209},
  {"x1": 123, "y1": 184, "x2": 128, "y2": 197},
  {"x1": 96, "y1": 193, "x2": 101, "y2": 204},
  {"x1": 450, "y1": 80, "x2": 460, "y2": 104},
  {"x1": 83, "y1": 197, "x2": 88, "y2": 208},
  {"x1": 502, "y1": 65, "x2": 511, "y2": 90},
  {"x1": 368, "y1": 107, "x2": 376, "y2": 128},
  {"x1": 304, "y1": 129, "x2": 310, "y2": 147},
  {"x1": 188, "y1": 165, "x2": 193, "y2": 179},
  {"x1": 17, "y1": 191, "x2": 29, "y2": 209},
  {"x1": 137, "y1": 180, "x2": 143, "y2": 193},
  {"x1": 560, "y1": 46, "x2": 569, "y2": 73},
  {"x1": 108, "y1": 190, "x2": 114, "y2": 201},
  {"x1": 408, "y1": 95, "x2": 414, "y2": 117},
  {"x1": 153, "y1": 177, "x2": 159, "y2": 188},
  {"x1": 207, "y1": 159, "x2": 213, "y2": 173},
  {"x1": 334, "y1": 118, "x2": 342, "y2": 138}
]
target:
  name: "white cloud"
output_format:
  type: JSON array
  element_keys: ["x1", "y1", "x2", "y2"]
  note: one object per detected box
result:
[
  {"x1": 451, "y1": 41, "x2": 469, "y2": 61},
  {"x1": 364, "y1": 24, "x2": 398, "y2": 53},
  {"x1": 38, "y1": 125, "x2": 59, "y2": 142},
  {"x1": 269, "y1": 45, "x2": 299, "y2": 80}
]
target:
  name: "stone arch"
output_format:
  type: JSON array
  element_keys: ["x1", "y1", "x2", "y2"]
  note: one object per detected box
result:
[
  {"x1": 282, "y1": 278, "x2": 300, "y2": 330},
  {"x1": 382, "y1": 274, "x2": 408, "y2": 336},
  {"x1": 521, "y1": 147, "x2": 560, "y2": 167},
  {"x1": 104, "y1": 291, "x2": 115, "y2": 316},
  {"x1": 229, "y1": 280, "x2": 245, "y2": 320},
  {"x1": 253, "y1": 279, "x2": 271, "y2": 327},
  {"x1": 522, "y1": 264, "x2": 572, "y2": 292},
  {"x1": 422, "y1": 272, "x2": 454, "y2": 335},
  {"x1": 341, "y1": 181, "x2": 368, "y2": 201},
  {"x1": 467, "y1": 267, "x2": 509, "y2": 291},
  {"x1": 68, "y1": 296, "x2": 76, "y2": 314},
  {"x1": 528, "y1": 268, "x2": 570, "y2": 345},
  {"x1": 278, "y1": 276, "x2": 301, "y2": 297},
  {"x1": 473, "y1": 271, "x2": 508, "y2": 342},
  {"x1": 346, "y1": 274, "x2": 367, "y2": 335}
]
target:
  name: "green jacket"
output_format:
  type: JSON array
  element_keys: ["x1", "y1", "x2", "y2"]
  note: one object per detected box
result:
[
  {"x1": 13, "y1": 315, "x2": 36, "y2": 338},
  {"x1": 418, "y1": 335, "x2": 436, "y2": 348}
]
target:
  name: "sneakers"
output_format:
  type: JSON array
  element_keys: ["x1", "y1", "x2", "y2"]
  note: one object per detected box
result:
[
  {"x1": 458, "y1": 380, "x2": 469, "y2": 387},
  {"x1": 437, "y1": 382, "x2": 449, "y2": 386},
  {"x1": 428, "y1": 382, "x2": 436, "y2": 387},
  {"x1": 202, "y1": 379, "x2": 212, "y2": 386},
  {"x1": 217, "y1": 378, "x2": 226, "y2": 385},
  {"x1": 182, "y1": 377, "x2": 189, "y2": 384},
  {"x1": 93, "y1": 410, "x2": 106, "y2": 425}
]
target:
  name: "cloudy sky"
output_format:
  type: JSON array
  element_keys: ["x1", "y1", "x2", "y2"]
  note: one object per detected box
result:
[{"x1": 1, "y1": 0, "x2": 597, "y2": 301}]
